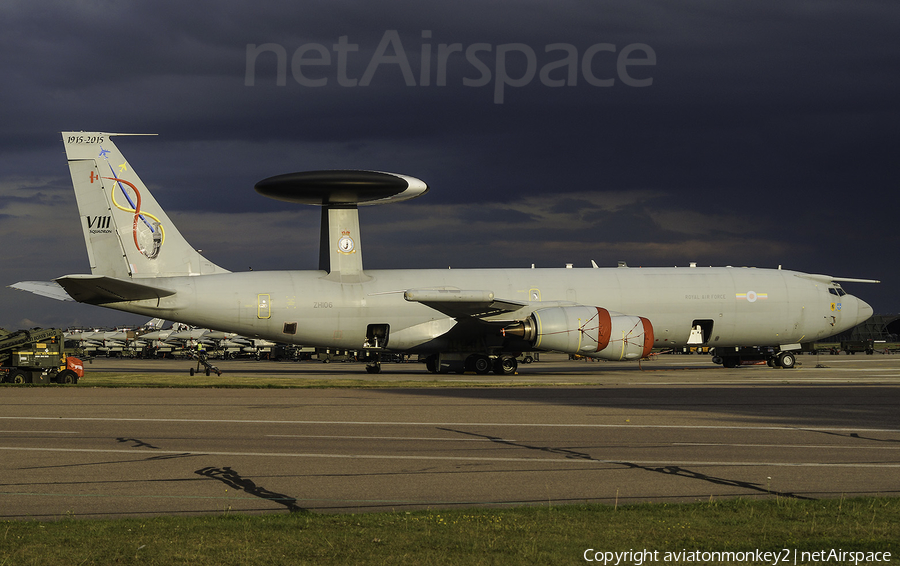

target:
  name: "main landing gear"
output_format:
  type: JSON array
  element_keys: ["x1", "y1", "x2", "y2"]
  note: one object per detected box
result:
[{"x1": 424, "y1": 354, "x2": 518, "y2": 375}]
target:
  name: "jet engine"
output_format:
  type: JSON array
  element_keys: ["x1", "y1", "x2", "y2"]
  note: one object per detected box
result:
[{"x1": 503, "y1": 306, "x2": 654, "y2": 361}]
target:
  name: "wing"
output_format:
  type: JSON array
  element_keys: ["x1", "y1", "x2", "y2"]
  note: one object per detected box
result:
[{"x1": 403, "y1": 288, "x2": 528, "y2": 319}]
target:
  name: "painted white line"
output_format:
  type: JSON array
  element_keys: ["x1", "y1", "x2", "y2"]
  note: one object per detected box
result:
[
  {"x1": 674, "y1": 443, "x2": 900, "y2": 451},
  {"x1": 0, "y1": 445, "x2": 898, "y2": 468},
  {"x1": 551, "y1": 381, "x2": 887, "y2": 386},
  {"x1": 1, "y1": 416, "x2": 898, "y2": 434},
  {"x1": 816, "y1": 368, "x2": 900, "y2": 372},
  {"x1": 0, "y1": 431, "x2": 78, "y2": 435},
  {"x1": 267, "y1": 434, "x2": 516, "y2": 442}
]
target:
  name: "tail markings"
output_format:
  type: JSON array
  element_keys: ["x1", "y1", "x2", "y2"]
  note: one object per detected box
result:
[{"x1": 103, "y1": 175, "x2": 165, "y2": 259}]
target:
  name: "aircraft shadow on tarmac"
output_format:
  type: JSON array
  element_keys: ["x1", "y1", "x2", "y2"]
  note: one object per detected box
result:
[
  {"x1": 383, "y1": 386, "x2": 900, "y2": 431},
  {"x1": 440, "y1": 427, "x2": 814, "y2": 501},
  {"x1": 194, "y1": 466, "x2": 308, "y2": 513},
  {"x1": 117, "y1": 437, "x2": 161, "y2": 450}
]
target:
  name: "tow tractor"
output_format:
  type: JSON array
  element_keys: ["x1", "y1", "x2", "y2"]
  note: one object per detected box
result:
[
  {"x1": 189, "y1": 351, "x2": 222, "y2": 376},
  {"x1": 0, "y1": 328, "x2": 84, "y2": 384}
]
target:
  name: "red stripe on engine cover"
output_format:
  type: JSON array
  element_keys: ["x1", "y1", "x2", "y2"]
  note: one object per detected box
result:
[
  {"x1": 595, "y1": 308, "x2": 611, "y2": 352},
  {"x1": 640, "y1": 317, "x2": 654, "y2": 358}
]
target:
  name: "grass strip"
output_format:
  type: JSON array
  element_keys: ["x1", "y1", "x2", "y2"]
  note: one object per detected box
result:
[{"x1": 2, "y1": 498, "x2": 898, "y2": 565}]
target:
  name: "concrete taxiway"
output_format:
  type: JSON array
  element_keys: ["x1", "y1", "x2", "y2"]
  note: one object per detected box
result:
[{"x1": 1, "y1": 354, "x2": 899, "y2": 519}]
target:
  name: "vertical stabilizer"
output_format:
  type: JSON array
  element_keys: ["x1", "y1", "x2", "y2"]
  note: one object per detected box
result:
[{"x1": 62, "y1": 132, "x2": 229, "y2": 279}]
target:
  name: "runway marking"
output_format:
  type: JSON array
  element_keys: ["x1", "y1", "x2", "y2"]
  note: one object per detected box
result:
[
  {"x1": 267, "y1": 434, "x2": 516, "y2": 442},
  {"x1": 815, "y1": 368, "x2": 900, "y2": 372},
  {"x1": 1, "y1": 416, "x2": 899, "y2": 434},
  {"x1": 0, "y1": 445, "x2": 898, "y2": 468},
  {"x1": 674, "y1": 443, "x2": 900, "y2": 450},
  {"x1": 0, "y1": 431, "x2": 78, "y2": 435},
  {"x1": 579, "y1": 379, "x2": 900, "y2": 385}
]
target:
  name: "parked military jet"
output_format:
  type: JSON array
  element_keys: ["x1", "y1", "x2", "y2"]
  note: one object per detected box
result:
[{"x1": 12, "y1": 132, "x2": 877, "y2": 373}]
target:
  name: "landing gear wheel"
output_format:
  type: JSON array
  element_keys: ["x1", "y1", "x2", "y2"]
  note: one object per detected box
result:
[
  {"x1": 189, "y1": 367, "x2": 195, "y2": 376},
  {"x1": 777, "y1": 352, "x2": 796, "y2": 369},
  {"x1": 366, "y1": 363, "x2": 382, "y2": 374},
  {"x1": 425, "y1": 355, "x2": 437, "y2": 374},
  {"x1": 494, "y1": 355, "x2": 517, "y2": 375},
  {"x1": 472, "y1": 355, "x2": 492, "y2": 375}
]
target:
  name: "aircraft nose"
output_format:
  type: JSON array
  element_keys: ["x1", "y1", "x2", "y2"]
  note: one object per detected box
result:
[{"x1": 855, "y1": 298, "x2": 874, "y2": 325}]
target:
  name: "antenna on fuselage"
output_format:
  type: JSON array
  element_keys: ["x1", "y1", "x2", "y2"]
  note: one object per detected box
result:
[{"x1": 254, "y1": 170, "x2": 428, "y2": 283}]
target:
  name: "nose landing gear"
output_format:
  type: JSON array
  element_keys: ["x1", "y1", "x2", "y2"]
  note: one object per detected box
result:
[{"x1": 713, "y1": 347, "x2": 798, "y2": 369}]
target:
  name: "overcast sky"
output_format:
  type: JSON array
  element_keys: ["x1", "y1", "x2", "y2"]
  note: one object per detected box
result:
[{"x1": 1, "y1": 0, "x2": 897, "y2": 330}]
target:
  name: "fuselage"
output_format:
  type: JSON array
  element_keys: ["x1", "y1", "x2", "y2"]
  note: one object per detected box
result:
[{"x1": 113, "y1": 265, "x2": 872, "y2": 353}]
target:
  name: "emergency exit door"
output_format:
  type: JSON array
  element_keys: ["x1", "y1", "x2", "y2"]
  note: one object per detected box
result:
[{"x1": 257, "y1": 294, "x2": 271, "y2": 319}]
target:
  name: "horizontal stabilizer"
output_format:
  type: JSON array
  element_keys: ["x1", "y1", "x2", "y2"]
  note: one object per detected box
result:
[
  {"x1": 404, "y1": 288, "x2": 526, "y2": 319},
  {"x1": 54, "y1": 274, "x2": 176, "y2": 305},
  {"x1": 9, "y1": 280, "x2": 75, "y2": 302}
]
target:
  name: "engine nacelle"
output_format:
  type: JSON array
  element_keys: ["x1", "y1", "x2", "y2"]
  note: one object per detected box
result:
[{"x1": 504, "y1": 306, "x2": 654, "y2": 361}]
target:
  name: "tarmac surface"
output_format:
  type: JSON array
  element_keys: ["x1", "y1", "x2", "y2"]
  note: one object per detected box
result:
[{"x1": 1, "y1": 353, "x2": 899, "y2": 519}]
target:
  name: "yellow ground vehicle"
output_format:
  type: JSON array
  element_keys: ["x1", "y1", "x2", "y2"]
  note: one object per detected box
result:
[{"x1": 0, "y1": 328, "x2": 83, "y2": 384}]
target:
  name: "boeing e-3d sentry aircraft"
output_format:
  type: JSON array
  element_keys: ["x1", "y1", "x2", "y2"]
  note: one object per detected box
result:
[{"x1": 12, "y1": 132, "x2": 878, "y2": 374}]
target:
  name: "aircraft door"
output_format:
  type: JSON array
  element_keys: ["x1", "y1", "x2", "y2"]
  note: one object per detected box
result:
[
  {"x1": 365, "y1": 324, "x2": 390, "y2": 349},
  {"x1": 257, "y1": 294, "x2": 271, "y2": 319},
  {"x1": 687, "y1": 319, "x2": 714, "y2": 345}
]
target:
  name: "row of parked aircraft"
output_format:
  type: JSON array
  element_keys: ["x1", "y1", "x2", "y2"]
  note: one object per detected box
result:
[{"x1": 63, "y1": 319, "x2": 283, "y2": 359}]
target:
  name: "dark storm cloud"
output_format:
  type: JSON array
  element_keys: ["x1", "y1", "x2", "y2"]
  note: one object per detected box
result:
[{"x1": 0, "y1": 0, "x2": 897, "y2": 328}]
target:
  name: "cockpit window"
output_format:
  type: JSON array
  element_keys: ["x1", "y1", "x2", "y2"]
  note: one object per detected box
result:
[{"x1": 829, "y1": 287, "x2": 847, "y2": 297}]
